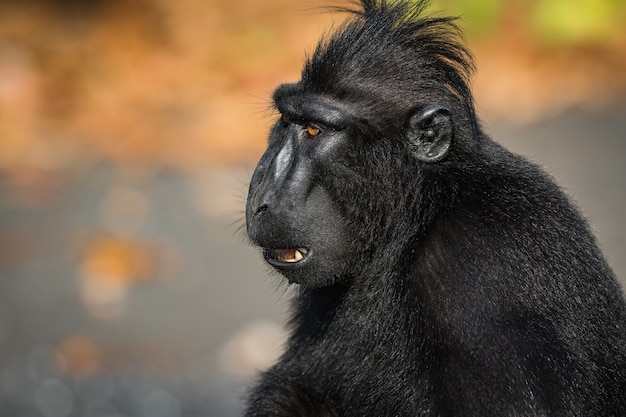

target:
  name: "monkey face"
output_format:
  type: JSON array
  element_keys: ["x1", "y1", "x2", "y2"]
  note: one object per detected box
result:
[
  {"x1": 246, "y1": 93, "x2": 357, "y2": 287},
  {"x1": 245, "y1": 80, "x2": 456, "y2": 287}
]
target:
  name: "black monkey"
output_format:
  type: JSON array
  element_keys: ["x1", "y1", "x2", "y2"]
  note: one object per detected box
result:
[{"x1": 244, "y1": 1, "x2": 626, "y2": 416}]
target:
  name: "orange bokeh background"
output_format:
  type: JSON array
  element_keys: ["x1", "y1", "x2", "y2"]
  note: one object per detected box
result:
[{"x1": 1, "y1": 0, "x2": 624, "y2": 180}]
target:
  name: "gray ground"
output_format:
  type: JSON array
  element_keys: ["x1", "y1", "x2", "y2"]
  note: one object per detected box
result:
[{"x1": 0, "y1": 103, "x2": 624, "y2": 416}]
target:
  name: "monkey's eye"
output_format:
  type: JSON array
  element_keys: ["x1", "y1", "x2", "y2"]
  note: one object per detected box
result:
[{"x1": 305, "y1": 123, "x2": 321, "y2": 137}]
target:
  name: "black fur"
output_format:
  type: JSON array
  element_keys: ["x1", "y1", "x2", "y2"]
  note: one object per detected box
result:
[{"x1": 244, "y1": 1, "x2": 626, "y2": 415}]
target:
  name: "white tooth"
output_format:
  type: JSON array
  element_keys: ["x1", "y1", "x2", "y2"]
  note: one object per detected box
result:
[{"x1": 294, "y1": 249, "x2": 304, "y2": 262}]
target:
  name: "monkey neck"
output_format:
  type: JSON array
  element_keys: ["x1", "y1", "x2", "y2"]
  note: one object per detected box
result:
[
  {"x1": 286, "y1": 268, "x2": 431, "y2": 405},
  {"x1": 291, "y1": 263, "x2": 428, "y2": 352}
]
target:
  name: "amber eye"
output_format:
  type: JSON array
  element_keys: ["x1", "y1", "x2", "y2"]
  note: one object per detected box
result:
[{"x1": 306, "y1": 123, "x2": 321, "y2": 137}]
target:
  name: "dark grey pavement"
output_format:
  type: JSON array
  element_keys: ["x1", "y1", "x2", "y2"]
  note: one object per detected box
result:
[{"x1": 0, "y1": 104, "x2": 624, "y2": 416}]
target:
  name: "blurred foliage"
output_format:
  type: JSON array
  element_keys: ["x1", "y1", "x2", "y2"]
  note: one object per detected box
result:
[
  {"x1": 530, "y1": 0, "x2": 625, "y2": 45},
  {"x1": 432, "y1": 0, "x2": 503, "y2": 36},
  {"x1": 432, "y1": 0, "x2": 625, "y2": 45}
]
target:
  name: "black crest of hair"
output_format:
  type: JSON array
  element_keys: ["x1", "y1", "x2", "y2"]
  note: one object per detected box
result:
[
  {"x1": 244, "y1": 0, "x2": 626, "y2": 416},
  {"x1": 304, "y1": 0, "x2": 475, "y2": 117}
]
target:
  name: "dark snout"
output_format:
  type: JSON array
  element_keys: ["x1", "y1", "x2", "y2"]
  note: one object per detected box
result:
[
  {"x1": 246, "y1": 151, "x2": 353, "y2": 286},
  {"x1": 246, "y1": 136, "x2": 311, "y2": 248}
]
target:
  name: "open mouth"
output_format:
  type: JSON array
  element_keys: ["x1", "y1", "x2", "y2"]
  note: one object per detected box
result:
[{"x1": 264, "y1": 247, "x2": 310, "y2": 266}]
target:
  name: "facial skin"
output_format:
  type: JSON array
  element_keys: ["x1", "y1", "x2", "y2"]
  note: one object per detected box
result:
[{"x1": 246, "y1": 92, "x2": 357, "y2": 287}]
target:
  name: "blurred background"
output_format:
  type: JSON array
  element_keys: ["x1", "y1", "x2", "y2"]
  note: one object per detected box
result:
[{"x1": 0, "y1": 0, "x2": 624, "y2": 415}]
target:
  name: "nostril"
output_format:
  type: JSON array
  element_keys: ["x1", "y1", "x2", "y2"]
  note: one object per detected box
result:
[{"x1": 255, "y1": 204, "x2": 269, "y2": 217}]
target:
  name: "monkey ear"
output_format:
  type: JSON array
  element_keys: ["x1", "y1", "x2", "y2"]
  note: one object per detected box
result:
[{"x1": 407, "y1": 107, "x2": 452, "y2": 162}]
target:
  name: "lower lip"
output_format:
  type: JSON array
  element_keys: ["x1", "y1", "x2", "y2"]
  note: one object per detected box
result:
[{"x1": 263, "y1": 248, "x2": 311, "y2": 267}]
